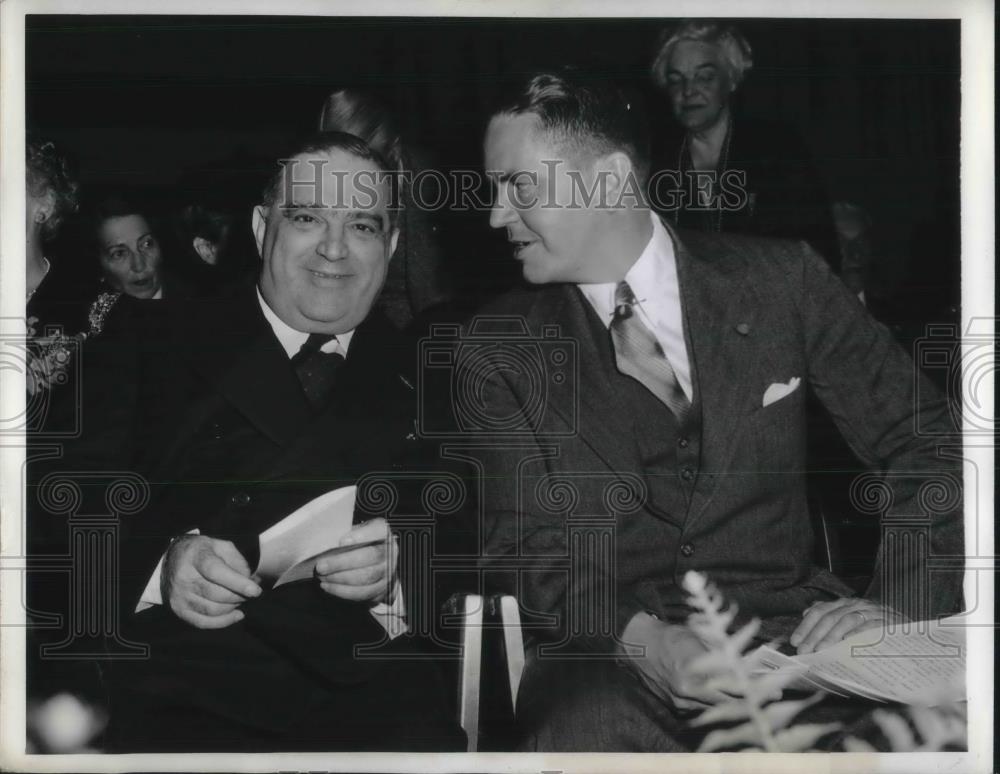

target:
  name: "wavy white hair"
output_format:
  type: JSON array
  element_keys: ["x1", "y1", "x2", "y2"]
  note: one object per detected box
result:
[{"x1": 651, "y1": 20, "x2": 754, "y2": 90}]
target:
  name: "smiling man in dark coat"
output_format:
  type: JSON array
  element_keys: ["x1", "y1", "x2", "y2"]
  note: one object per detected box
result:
[{"x1": 30, "y1": 131, "x2": 463, "y2": 752}]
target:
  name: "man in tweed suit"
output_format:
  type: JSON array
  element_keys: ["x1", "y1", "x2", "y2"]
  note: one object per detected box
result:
[{"x1": 473, "y1": 71, "x2": 963, "y2": 751}]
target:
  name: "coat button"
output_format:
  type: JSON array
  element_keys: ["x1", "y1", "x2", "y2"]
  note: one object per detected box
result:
[
  {"x1": 681, "y1": 467, "x2": 694, "y2": 481},
  {"x1": 680, "y1": 542, "x2": 695, "y2": 557},
  {"x1": 678, "y1": 437, "x2": 689, "y2": 449},
  {"x1": 230, "y1": 492, "x2": 251, "y2": 507}
]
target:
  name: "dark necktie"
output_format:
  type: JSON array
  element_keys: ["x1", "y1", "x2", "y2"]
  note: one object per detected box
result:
[
  {"x1": 291, "y1": 333, "x2": 345, "y2": 410},
  {"x1": 610, "y1": 281, "x2": 690, "y2": 421}
]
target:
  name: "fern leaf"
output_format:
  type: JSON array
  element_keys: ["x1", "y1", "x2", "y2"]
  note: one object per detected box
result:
[
  {"x1": 728, "y1": 618, "x2": 761, "y2": 654},
  {"x1": 760, "y1": 693, "x2": 824, "y2": 732},
  {"x1": 698, "y1": 720, "x2": 765, "y2": 752},
  {"x1": 690, "y1": 609, "x2": 736, "y2": 637},
  {"x1": 909, "y1": 705, "x2": 946, "y2": 747},
  {"x1": 752, "y1": 669, "x2": 806, "y2": 698},
  {"x1": 843, "y1": 736, "x2": 878, "y2": 753},
  {"x1": 690, "y1": 700, "x2": 753, "y2": 727},
  {"x1": 703, "y1": 675, "x2": 745, "y2": 696},
  {"x1": 908, "y1": 705, "x2": 966, "y2": 750},
  {"x1": 687, "y1": 650, "x2": 734, "y2": 677},
  {"x1": 872, "y1": 709, "x2": 915, "y2": 750},
  {"x1": 771, "y1": 722, "x2": 841, "y2": 752},
  {"x1": 682, "y1": 570, "x2": 707, "y2": 596}
]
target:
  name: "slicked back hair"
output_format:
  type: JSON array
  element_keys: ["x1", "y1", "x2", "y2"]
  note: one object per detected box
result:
[{"x1": 492, "y1": 70, "x2": 651, "y2": 188}]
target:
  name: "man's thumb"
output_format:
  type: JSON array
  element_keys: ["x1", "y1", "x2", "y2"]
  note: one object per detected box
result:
[{"x1": 211, "y1": 538, "x2": 252, "y2": 577}]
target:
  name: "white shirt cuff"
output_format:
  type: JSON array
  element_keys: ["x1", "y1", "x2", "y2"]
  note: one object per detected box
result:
[
  {"x1": 135, "y1": 528, "x2": 200, "y2": 613},
  {"x1": 369, "y1": 578, "x2": 407, "y2": 639},
  {"x1": 136, "y1": 533, "x2": 407, "y2": 641}
]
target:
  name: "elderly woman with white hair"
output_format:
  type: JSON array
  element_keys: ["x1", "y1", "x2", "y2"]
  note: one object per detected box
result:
[{"x1": 650, "y1": 20, "x2": 839, "y2": 269}]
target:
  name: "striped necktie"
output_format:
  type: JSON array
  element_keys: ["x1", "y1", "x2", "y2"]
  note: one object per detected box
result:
[{"x1": 609, "y1": 281, "x2": 690, "y2": 421}]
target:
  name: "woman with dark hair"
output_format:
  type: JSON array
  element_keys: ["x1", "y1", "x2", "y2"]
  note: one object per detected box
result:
[
  {"x1": 650, "y1": 20, "x2": 839, "y2": 269},
  {"x1": 92, "y1": 196, "x2": 166, "y2": 300},
  {"x1": 317, "y1": 88, "x2": 452, "y2": 329}
]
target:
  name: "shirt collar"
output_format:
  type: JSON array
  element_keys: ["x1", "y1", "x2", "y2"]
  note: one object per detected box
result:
[
  {"x1": 578, "y1": 211, "x2": 676, "y2": 323},
  {"x1": 256, "y1": 286, "x2": 354, "y2": 359}
]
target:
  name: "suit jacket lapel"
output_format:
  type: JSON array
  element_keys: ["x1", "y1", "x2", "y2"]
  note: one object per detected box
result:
[
  {"x1": 183, "y1": 288, "x2": 311, "y2": 448},
  {"x1": 267, "y1": 309, "x2": 415, "y2": 481},
  {"x1": 533, "y1": 285, "x2": 649, "y2": 479},
  {"x1": 667, "y1": 222, "x2": 766, "y2": 527},
  {"x1": 521, "y1": 224, "x2": 770, "y2": 530}
]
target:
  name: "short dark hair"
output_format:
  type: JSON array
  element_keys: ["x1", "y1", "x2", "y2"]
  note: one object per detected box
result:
[
  {"x1": 318, "y1": 88, "x2": 405, "y2": 174},
  {"x1": 178, "y1": 203, "x2": 230, "y2": 245},
  {"x1": 492, "y1": 69, "x2": 651, "y2": 186},
  {"x1": 260, "y1": 130, "x2": 400, "y2": 224},
  {"x1": 89, "y1": 194, "x2": 160, "y2": 257},
  {"x1": 92, "y1": 194, "x2": 150, "y2": 224},
  {"x1": 26, "y1": 137, "x2": 80, "y2": 241}
]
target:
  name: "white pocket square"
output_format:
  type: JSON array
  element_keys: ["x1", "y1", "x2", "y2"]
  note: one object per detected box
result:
[{"x1": 762, "y1": 377, "x2": 801, "y2": 407}]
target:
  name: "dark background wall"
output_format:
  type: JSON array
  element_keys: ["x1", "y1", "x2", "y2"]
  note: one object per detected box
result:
[{"x1": 26, "y1": 15, "x2": 960, "y2": 317}]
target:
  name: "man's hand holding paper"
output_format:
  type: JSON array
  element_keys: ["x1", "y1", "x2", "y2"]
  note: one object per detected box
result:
[
  {"x1": 154, "y1": 486, "x2": 400, "y2": 631},
  {"x1": 790, "y1": 597, "x2": 906, "y2": 654},
  {"x1": 315, "y1": 517, "x2": 399, "y2": 604},
  {"x1": 161, "y1": 535, "x2": 263, "y2": 630},
  {"x1": 255, "y1": 486, "x2": 404, "y2": 631}
]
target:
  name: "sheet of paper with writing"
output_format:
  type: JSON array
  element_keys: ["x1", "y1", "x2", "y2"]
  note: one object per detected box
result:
[
  {"x1": 754, "y1": 616, "x2": 966, "y2": 706},
  {"x1": 257, "y1": 485, "x2": 359, "y2": 588}
]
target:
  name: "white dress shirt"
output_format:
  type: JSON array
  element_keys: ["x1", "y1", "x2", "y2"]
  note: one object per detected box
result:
[
  {"x1": 137, "y1": 288, "x2": 405, "y2": 637},
  {"x1": 257, "y1": 287, "x2": 353, "y2": 358},
  {"x1": 578, "y1": 211, "x2": 693, "y2": 402}
]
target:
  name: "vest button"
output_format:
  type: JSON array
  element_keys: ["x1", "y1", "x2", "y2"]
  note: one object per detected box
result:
[
  {"x1": 230, "y1": 492, "x2": 251, "y2": 507},
  {"x1": 678, "y1": 437, "x2": 689, "y2": 449},
  {"x1": 681, "y1": 467, "x2": 694, "y2": 481},
  {"x1": 680, "y1": 542, "x2": 695, "y2": 557}
]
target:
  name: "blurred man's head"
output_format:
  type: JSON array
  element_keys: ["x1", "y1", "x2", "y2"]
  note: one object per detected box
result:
[
  {"x1": 318, "y1": 88, "x2": 405, "y2": 174},
  {"x1": 651, "y1": 20, "x2": 753, "y2": 134},
  {"x1": 484, "y1": 71, "x2": 651, "y2": 285},
  {"x1": 253, "y1": 131, "x2": 399, "y2": 335},
  {"x1": 179, "y1": 204, "x2": 232, "y2": 266}
]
